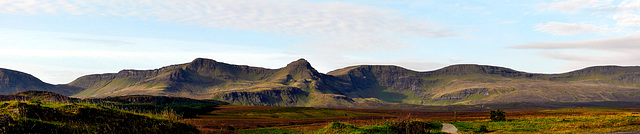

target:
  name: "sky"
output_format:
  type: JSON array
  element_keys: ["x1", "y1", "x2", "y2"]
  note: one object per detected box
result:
[{"x1": 1, "y1": 0, "x2": 640, "y2": 84}]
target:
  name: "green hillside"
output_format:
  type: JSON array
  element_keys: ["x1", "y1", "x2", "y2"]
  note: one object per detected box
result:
[
  {"x1": 0, "y1": 91, "x2": 202, "y2": 133},
  {"x1": 328, "y1": 64, "x2": 640, "y2": 105},
  {"x1": 67, "y1": 58, "x2": 361, "y2": 107},
  {"x1": 0, "y1": 101, "x2": 199, "y2": 133},
  {"x1": 3, "y1": 58, "x2": 640, "y2": 108}
]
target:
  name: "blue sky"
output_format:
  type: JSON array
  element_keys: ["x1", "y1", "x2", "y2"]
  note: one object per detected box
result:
[{"x1": 2, "y1": 0, "x2": 640, "y2": 84}]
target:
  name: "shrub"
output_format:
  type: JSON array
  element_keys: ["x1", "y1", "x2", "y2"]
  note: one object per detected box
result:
[
  {"x1": 490, "y1": 109, "x2": 506, "y2": 121},
  {"x1": 389, "y1": 120, "x2": 441, "y2": 134},
  {"x1": 478, "y1": 124, "x2": 490, "y2": 133}
]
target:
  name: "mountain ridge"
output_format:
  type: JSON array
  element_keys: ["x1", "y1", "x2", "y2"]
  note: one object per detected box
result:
[{"x1": 2, "y1": 58, "x2": 640, "y2": 108}]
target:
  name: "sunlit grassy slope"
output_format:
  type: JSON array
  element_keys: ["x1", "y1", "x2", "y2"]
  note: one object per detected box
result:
[
  {"x1": 63, "y1": 58, "x2": 640, "y2": 108},
  {"x1": 451, "y1": 107, "x2": 640, "y2": 133},
  {"x1": 0, "y1": 100, "x2": 199, "y2": 133}
]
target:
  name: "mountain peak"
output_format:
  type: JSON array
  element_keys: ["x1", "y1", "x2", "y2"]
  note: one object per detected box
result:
[
  {"x1": 290, "y1": 58, "x2": 309, "y2": 64},
  {"x1": 275, "y1": 58, "x2": 321, "y2": 80},
  {"x1": 187, "y1": 58, "x2": 221, "y2": 69},
  {"x1": 191, "y1": 58, "x2": 217, "y2": 64},
  {"x1": 285, "y1": 58, "x2": 313, "y2": 69}
]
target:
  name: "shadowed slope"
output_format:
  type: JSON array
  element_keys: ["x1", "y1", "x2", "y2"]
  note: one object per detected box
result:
[
  {"x1": 0, "y1": 90, "x2": 79, "y2": 102},
  {"x1": 0, "y1": 68, "x2": 82, "y2": 96}
]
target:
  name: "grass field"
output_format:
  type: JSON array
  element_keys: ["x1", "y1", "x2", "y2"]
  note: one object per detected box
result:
[
  {"x1": 180, "y1": 105, "x2": 640, "y2": 133},
  {"x1": 451, "y1": 107, "x2": 640, "y2": 133},
  {"x1": 2, "y1": 93, "x2": 639, "y2": 133},
  {"x1": 0, "y1": 100, "x2": 199, "y2": 133}
]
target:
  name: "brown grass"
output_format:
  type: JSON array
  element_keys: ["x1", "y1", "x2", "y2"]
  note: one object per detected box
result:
[{"x1": 179, "y1": 105, "x2": 640, "y2": 133}]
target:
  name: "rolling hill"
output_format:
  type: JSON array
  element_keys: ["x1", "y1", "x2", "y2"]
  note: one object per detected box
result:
[
  {"x1": 328, "y1": 64, "x2": 640, "y2": 105},
  {"x1": 2, "y1": 58, "x2": 640, "y2": 108}
]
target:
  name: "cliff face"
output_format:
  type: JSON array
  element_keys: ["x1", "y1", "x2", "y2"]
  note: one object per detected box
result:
[{"x1": 218, "y1": 87, "x2": 309, "y2": 106}]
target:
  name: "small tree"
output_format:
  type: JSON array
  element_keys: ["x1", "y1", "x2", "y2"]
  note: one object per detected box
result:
[{"x1": 490, "y1": 109, "x2": 506, "y2": 121}]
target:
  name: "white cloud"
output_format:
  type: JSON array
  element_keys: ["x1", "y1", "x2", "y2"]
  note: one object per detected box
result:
[
  {"x1": 539, "y1": 51, "x2": 594, "y2": 62},
  {"x1": 541, "y1": 0, "x2": 612, "y2": 13},
  {"x1": 613, "y1": 12, "x2": 640, "y2": 26},
  {"x1": 304, "y1": 35, "x2": 407, "y2": 53},
  {"x1": 604, "y1": 0, "x2": 640, "y2": 27},
  {"x1": 510, "y1": 34, "x2": 640, "y2": 71},
  {"x1": 511, "y1": 34, "x2": 640, "y2": 50},
  {"x1": 595, "y1": 0, "x2": 640, "y2": 12},
  {"x1": 536, "y1": 0, "x2": 640, "y2": 32},
  {"x1": 544, "y1": 0, "x2": 640, "y2": 27},
  {"x1": 0, "y1": 0, "x2": 455, "y2": 52},
  {"x1": 535, "y1": 22, "x2": 613, "y2": 35}
]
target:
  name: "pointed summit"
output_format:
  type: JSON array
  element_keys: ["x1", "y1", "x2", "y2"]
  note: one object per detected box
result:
[
  {"x1": 277, "y1": 58, "x2": 321, "y2": 80},
  {"x1": 285, "y1": 58, "x2": 313, "y2": 69}
]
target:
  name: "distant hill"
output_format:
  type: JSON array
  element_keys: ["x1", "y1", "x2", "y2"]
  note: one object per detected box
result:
[
  {"x1": 0, "y1": 68, "x2": 82, "y2": 96},
  {"x1": 328, "y1": 64, "x2": 640, "y2": 105},
  {"x1": 2, "y1": 58, "x2": 640, "y2": 108},
  {"x1": 0, "y1": 90, "x2": 79, "y2": 102}
]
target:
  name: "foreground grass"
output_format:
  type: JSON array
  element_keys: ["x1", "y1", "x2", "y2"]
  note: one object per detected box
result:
[
  {"x1": 0, "y1": 100, "x2": 199, "y2": 133},
  {"x1": 451, "y1": 107, "x2": 640, "y2": 133},
  {"x1": 316, "y1": 121, "x2": 444, "y2": 134}
]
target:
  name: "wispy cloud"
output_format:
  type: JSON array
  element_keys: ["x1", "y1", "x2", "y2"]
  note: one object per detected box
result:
[
  {"x1": 60, "y1": 37, "x2": 134, "y2": 46},
  {"x1": 540, "y1": 0, "x2": 612, "y2": 13},
  {"x1": 498, "y1": 21, "x2": 518, "y2": 24},
  {"x1": 534, "y1": 22, "x2": 614, "y2": 35},
  {"x1": 511, "y1": 34, "x2": 640, "y2": 50},
  {"x1": 613, "y1": 13, "x2": 640, "y2": 27},
  {"x1": 539, "y1": 0, "x2": 640, "y2": 28},
  {"x1": 0, "y1": 0, "x2": 456, "y2": 52},
  {"x1": 510, "y1": 34, "x2": 640, "y2": 70}
]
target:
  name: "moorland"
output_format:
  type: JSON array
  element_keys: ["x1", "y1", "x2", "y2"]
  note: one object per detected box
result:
[
  {"x1": 2, "y1": 58, "x2": 640, "y2": 133},
  {"x1": 1, "y1": 91, "x2": 639, "y2": 133}
]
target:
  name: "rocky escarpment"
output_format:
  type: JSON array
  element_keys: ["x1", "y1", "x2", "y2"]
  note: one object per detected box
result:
[
  {"x1": 218, "y1": 87, "x2": 309, "y2": 106},
  {"x1": 328, "y1": 65, "x2": 433, "y2": 92},
  {"x1": 433, "y1": 88, "x2": 490, "y2": 101}
]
